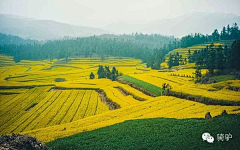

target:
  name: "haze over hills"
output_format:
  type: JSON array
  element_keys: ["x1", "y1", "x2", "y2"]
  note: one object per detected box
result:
[
  {"x1": 1, "y1": 12, "x2": 240, "y2": 40},
  {"x1": 0, "y1": 14, "x2": 110, "y2": 41},
  {"x1": 104, "y1": 12, "x2": 240, "y2": 37}
]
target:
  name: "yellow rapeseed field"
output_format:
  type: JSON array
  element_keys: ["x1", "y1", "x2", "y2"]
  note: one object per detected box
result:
[
  {"x1": 22, "y1": 96, "x2": 240, "y2": 142},
  {"x1": 0, "y1": 88, "x2": 109, "y2": 134},
  {"x1": 0, "y1": 54, "x2": 240, "y2": 143}
]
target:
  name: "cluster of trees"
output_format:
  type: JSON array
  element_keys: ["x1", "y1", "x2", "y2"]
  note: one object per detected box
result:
[
  {"x1": 180, "y1": 33, "x2": 209, "y2": 48},
  {"x1": 0, "y1": 34, "x2": 176, "y2": 63},
  {"x1": 99, "y1": 33, "x2": 175, "y2": 49},
  {"x1": 170, "y1": 73, "x2": 194, "y2": 78},
  {"x1": 167, "y1": 52, "x2": 187, "y2": 69},
  {"x1": 215, "y1": 23, "x2": 240, "y2": 41},
  {"x1": 146, "y1": 39, "x2": 180, "y2": 69},
  {"x1": 180, "y1": 23, "x2": 240, "y2": 48},
  {"x1": 1, "y1": 23, "x2": 239, "y2": 71},
  {"x1": 96, "y1": 65, "x2": 119, "y2": 81},
  {"x1": 149, "y1": 23, "x2": 240, "y2": 70},
  {"x1": 189, "y1": 40, "x2": 240, "y2": 74},
  {"x1": 0, "y1": 37, "x2": 151, "y2": 63}
]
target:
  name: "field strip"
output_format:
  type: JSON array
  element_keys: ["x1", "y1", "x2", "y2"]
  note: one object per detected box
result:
[
  {"x1": 0, "y1": 89, "x2": 32, "y2": 116},
  {"x1": 95, "y1": 95, "x2": 109, "y2": 115},
  {"x1": 112, "y1": 89, "x2": 130, "y2": 105},
  {"x1": 132, "y1": 99, "x2": 183, "y2": 118},
  {"x1": 61, "y1": 91, "x2": 85, "y2": 124},
  {"x1": 0, "y1": 88, "x2": 38, "y2": 122},
  {"x1": 0, "y1": 90, "x2": 47, "y2": 132},
  {"x1": 0, "y1": 94, "x2": 18, "y2": 106},
  {"x1": 94, "y1": 94, "x2": 99, "y2": 115},
  {"x1": 36, "y1": 91, "x2": 72, "y2": 129},
  {"x1": 72, "y1": 90, "x2": 92, "y2": 121},
  {"x1": 83, "y1": 91, "x2": 93, "y2": 118},
  {"x1": 148, "y1": 75, "x2": 183, "y2": 85},
  {"x1": 48, "y1": 90, "x2": 78, "y2": 126},
  {"x1": 58, "y1": 91, "x2": 79, "y2": 125},
  {"x1": 70, "y1": 91, "x2": 86, "y2": 122},
  {"x1": 4, "y1": 91, "x2": 57, "y2": 133},
  {"x1": 21, "y1": 91, "x2": 63, "y2": 132}
]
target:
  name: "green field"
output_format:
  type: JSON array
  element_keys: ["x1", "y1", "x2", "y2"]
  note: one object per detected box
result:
[
  {"x1": 47, "y1": 114, "x2": 240, "y2": 150},
  {"x1": 212, "y1": 75, "x2": 237, "y2": 83},
  {"x1": 119, "y1": 75, "x2": 162, "y2": 96}
]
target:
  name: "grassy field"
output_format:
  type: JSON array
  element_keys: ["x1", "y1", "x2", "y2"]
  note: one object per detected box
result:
[
  {"x1": 119, "y1": 75, "x2": 162, "y2": 96},
  {"x1": 47, "y1": 114, "x2": 240, "y2": 150},
  {"x1": 212, "y1": 75, "x2": 237, "y2": 83}
]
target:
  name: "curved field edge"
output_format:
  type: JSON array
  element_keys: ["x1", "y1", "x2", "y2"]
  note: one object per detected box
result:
[
  {"x1": 22, "y1": 96, "x2": 240, "y2": 142},
  {"x1": 118, "y1": 75, "x2": 240, "y2": 106},
  {"x1": 47, "y1": 114, "x2": 240, "y2": 150},
  {"x1": 50, "y1": 86, "x2": 127, "y2": 109}
]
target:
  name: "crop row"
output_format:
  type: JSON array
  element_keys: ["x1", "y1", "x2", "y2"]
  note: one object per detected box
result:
[
  {"x1": 0, "y1": 88, "x2": 109, "y2": 134},
  {"x1": 23, "y1": 96, "x2": 240, "y2": 142}
]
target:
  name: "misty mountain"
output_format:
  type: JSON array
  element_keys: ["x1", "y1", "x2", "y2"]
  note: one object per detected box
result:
[
  {"x1": 104, "y1": 12, "x2": 240, "y2": 37},
  {"x1": 0, "y1": 14, "x2": 110, "y2": 40}
]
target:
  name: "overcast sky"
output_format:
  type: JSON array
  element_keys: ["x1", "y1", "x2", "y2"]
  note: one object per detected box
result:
[{"x1": 1, "y1": 0, "x2": 240, "y2": 28}]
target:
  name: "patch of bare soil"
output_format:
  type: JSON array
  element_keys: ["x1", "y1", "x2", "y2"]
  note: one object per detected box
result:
[
  {"x1": 96, "y1": 90, "x2": 120, "y2": 110},
  {"x1": 0, "y1": 134, "x2": 49, "y2": 150}
]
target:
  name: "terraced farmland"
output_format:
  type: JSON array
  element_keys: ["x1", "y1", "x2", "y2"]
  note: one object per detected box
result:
[
  {"x1": 130, "y1": 70, "x2": 240, "y2": 102},
  {"x1": 161, "y1": 41, "x2": 234, "y2": 69},
  {"x1": 0, "y1": 87, "x2": 109, "y2": 134},
  {"x1": 0, "y1": 53, "x2": 240, "y2": 146},
  {"x1": 22, "y1": 96, "x2": 240, "y2": 142}
]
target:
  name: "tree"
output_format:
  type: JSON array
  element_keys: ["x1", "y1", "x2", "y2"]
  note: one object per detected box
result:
[
  {"x1": 215, "y1": 46, "x2": 225, "y2": 70},
  {"x1": 97, "y1": 65, "x2": 105, "y2": 78},
  {"x1": 161, "y1": 83, "x2": 171, "y2": 95},
  {"x1": 174, "y1": 52, "x2": 179, "y2": 66},
  {"x1": 221, "y1": 26, "x2": 227, "y2": 40},
  {"x1": 193, "y1": 67, "x2": 202, "y2": 81},
  {"x1": 231, "y1": 40, "x2": 240, "y2": 70},
  {"x1": 212, "y1": 29, "x2": 220, "y2": 41},
  {"x1": 89, "y1": 72, "x2": 95, "y2": 79},
  {"x1": 168, "y1": 54, "x2": 174, "y2": 69},
  {"x1": 111, "y1": 67, "x2": 118, "y2": 81},
  {"x1": 227, "y1": 24, "x2": 231, "y2": 38},
  {"x1": 105, "y1": 66, "x2": 111, "y2": 79}
]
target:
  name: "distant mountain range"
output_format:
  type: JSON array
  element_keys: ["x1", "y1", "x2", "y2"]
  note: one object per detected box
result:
[
  {"x1": 104, "y1": 12, "x2": 240, "y2": 37},
  {"x1": 0, "y1": 14, "x2": 110, "y2": 41},
  {"x1": 1, "y1": 12, "x2": 240, "y2": 40}
]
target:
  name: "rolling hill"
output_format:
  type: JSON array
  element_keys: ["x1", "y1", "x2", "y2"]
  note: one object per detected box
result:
[{"x1": 0, "y1": 14, "x2": 110, "y2": 40}]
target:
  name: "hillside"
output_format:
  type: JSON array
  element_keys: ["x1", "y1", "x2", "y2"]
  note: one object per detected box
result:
[
  {"x1": 105, "y1": 12, "x2": 240, "y2": 37},
  {"x1": 0, "y1": 14, "x2": 110, "y2": 40}
]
